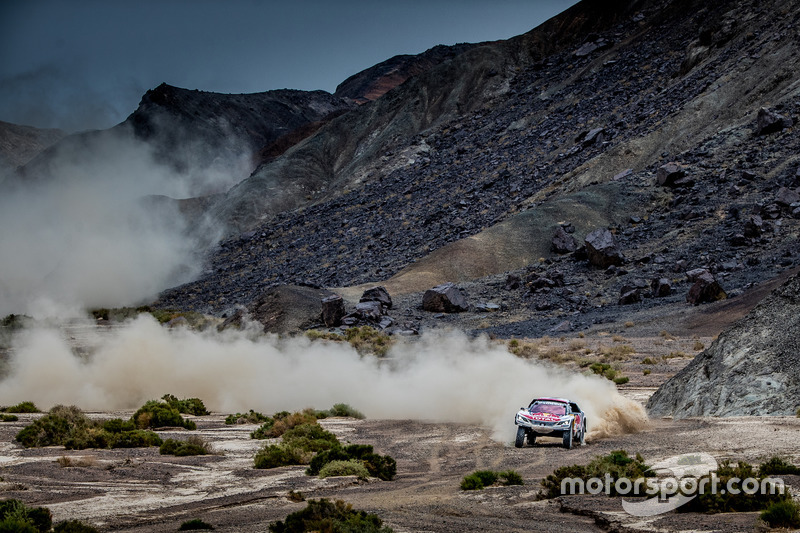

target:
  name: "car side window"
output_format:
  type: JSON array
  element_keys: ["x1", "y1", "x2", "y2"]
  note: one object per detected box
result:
[{"x1": 570, "y1": 403, "x2": 580, "y2": 413}]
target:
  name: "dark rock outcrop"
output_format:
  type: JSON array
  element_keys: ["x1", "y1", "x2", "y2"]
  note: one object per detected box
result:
[
  {"x1": 686, "y1": 270, "x2": 727, "y2": 305},
  {"x1": 422, "y1": 283, "x2": 468, "y2": 313},
  {"x1": 321, "y1": 295, "x2": 345, "y2": 327},
  {"x1": 585, "y1": 229, "x2": 624, "y2": 268},
  {"x1": 755, "y1": 107, "x2": 793, "y2": 135},
  {"x1": 551, "y1": 226, "x2": 579, "y2": 254},
  {"x1": 360, "y1": 286, "x2": 393, "y2": 310},
  {"x1": 648, "y1": 273, "x2": 800, "y2": 417}
]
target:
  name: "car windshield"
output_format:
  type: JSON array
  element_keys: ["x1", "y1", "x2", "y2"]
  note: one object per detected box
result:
[{"x1": 528, "y1": 403, "x2": 566, "y2": 416}]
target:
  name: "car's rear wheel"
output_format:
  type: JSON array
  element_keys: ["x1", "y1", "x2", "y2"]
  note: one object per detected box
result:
[
  {"x1": 562, "y1": 423, "x2": 573, "y2": 449},
  {"x1": 515, "y1": 426, "x2": 526, "y2": 448},
  {"x1": 579, "y1": 421, "x2": 586, "y2": 445}
]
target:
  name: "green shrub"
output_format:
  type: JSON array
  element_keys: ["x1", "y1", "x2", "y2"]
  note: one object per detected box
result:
[
  {"x1": 268, "y1": 498, "x2": 393, "y2": 533},
  {"x1": 162, "y1": 394, "x2": 209, "y2": 416},
  {"x1": 132, "y1": 400, "x2": 196, "y2": 430},
  {"x1": 500, "y1": 470, "x2": 524, "y2": 486},
  {"x1": 306, "y1": 444, "x2": 396, "y2": 481},
  {"x1": 254, "y1": 443, "x2": 310, "y2": 469},
  {"x1": 179, "y1": 518, "x2": 215, "y2": 530},
  {"x1": 160, "y1": 436, "x2": 212, "y2": 456},
  {"x1": 318, "y1": 459, "x2": 370, "y2": 480},
  {"x1": 111, "y1": 430, "x2": 163, "y2": 448},
  {"x1": 52, "y1": 520, "x2": 101, "y2": 533},
  {"x1": 281, "y1": 423, "x2": 340, "y2": 453},
  {"x1": 677, "y1": 460, "x2": 789, "y2": 514},
  {"x1": 0, "y1": 414, "x2": 18, "y2": 422},
  {"x1": 541, "y1": 450, "x2": 653, "y2": 498},
  {"x1": 251, "y1": 409, "x2": 317, "y2": 439},
  {"x1": 325, "y1": 403, "x2": 366, "y2": 419},
  {"x1": 15, "y1": 405, "x2": 90, "y2": 447},
  {"x1": 640, "y1": 357, "x2": 657, "y2": 365},
  {"x1": 225, "y1": 410, "x2": 269, "y2": 425},
  {"x1": 461, "y1": 470, "x2": 498, "y2": 490},
  {"x1": 760, "y1": 499, "x2": 800, "y2": 529},
  {"x1": 613, "y1": 376, "x2": 630, "y2": 385},
  {"x1": 759, "y1": 456, "x2": 800, "y2": 476},
  {"x1": 0, "y1": 499, "x2": 52, "y2": 533},
  {"x1": 1, "y1": 401, "x2": 40, "y2": 413},
  {"x1": 102, "y1": 418, "x2": 136, "y2": 433}
]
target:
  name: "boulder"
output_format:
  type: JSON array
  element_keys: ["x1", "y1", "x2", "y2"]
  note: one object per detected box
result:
[
  {"x1": 686, "y1": 270, "x2": 727, "y2": 305},
  {"x1": 656, "y1": 162, "x2": 687, "y2": 186},
  {"x1": 618, "y1": 288, "x2": 642, "y2": 305},
  {"x1": 551, "y1": 226, "x2": 579, "y2": 254},
  {"x1": 359, "y1": 286, "x2": 393, "y2": 310},
  {"x1": 647, "y1": 272, "x2": 800, "y2": 417},
  {"x1": 775, "y1": 187, "x2": 800, "y2": 208},
  {"x1": 422, "y1": 283, "x2": 469, "y2": 313},
  {"x1": 584, "y1": 228, "x2": 624, "y2": 268},
  {"x1": 743, "y1": 215, "x2": 763, "y2": 238},
  {"x1": 651, "y1": 277, "x2": 672, "y2": 297},
  {"x1": 755, "y1": 107, "x2": 793, "y2": 135},
  {"x1": 504, "y1": 274, "x2": 522, "y2": 290},
  {"x1": 321, "y1": 294, "x2": 346, "y2": 327},
  {"x1": 354, "y1": 300, "x2": 385, "y2": 321}
]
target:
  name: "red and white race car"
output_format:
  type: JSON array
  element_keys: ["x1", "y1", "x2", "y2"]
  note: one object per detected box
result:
[{"x1": 514, "y1": 397, "x2": 586, "y2": 449}]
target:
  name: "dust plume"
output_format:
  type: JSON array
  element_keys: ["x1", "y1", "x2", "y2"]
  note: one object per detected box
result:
[
  {"x1": 0, "y1": 317, "x2": 646, "y2": 441},
  {"x1": 0, "y1": 131, "x2": 227, "y2": 316}
]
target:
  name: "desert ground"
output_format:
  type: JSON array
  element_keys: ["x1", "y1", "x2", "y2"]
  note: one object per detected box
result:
[{"x1": 1, "y1": 329, "x2": 799, "y2": 533}]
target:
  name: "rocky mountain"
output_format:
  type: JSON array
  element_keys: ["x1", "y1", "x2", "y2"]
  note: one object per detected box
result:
[
  {"x1": 0, "y1": 120, "x2": 65, "y2": 175},
  {"x1": 647, "y1": 271, "x2": 800, "y2": 417},
  {"x1": 156, "y1": 0, "x2": 800, "y2": 338}
]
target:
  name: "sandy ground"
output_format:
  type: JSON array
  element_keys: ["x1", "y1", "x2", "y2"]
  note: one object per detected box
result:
[{"x1": 0, "y1": 331, "x2": 799, "y2": 532}]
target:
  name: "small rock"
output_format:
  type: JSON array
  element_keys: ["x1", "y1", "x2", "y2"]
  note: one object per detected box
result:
[
  {"x1": 743, "y1": 215, "x2": 763, "y2": 237},
  {"x1": 775, "y1": 187, "x2": 800, "y2": 208},
  {"x1": 550, "y1": 320, "x2": 572, "y2": 333},
  {"x1": 651, "y1": 278, "x2": 672, "y2": 297},
  {"x1": 657, "y1": 162, "x2": 686, "y2": 186},
  {"x1": 504, "y1": 274, "x2": 522, "y2": 290}
]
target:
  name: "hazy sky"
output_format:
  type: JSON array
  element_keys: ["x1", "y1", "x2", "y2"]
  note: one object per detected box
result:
[{"x1": 0, "y1": 0, "x2": 577, "y2": 132}]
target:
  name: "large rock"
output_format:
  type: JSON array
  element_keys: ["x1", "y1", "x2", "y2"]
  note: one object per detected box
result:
[
  {"x1": 755, "y1": 107, "x2": 793, "y2": 135},
  {"x1": 422, "y1": 283, "x2": 469, "y2": 313},
  {"x1": 686, "y1": 270, "x2": 727, "y2": 305},
  {"x1": 321, "y1": 294, "x2": 345, "y2": 327},
  {"x1": 584, "y1": 228, "x2": 624, "y2": 268},
  {"x1": 647, "y1": 273, "x2": 800, "y2": 417},
  {"x1": 551, "y1": 226, "x2": 579, "y2": 254},
  {"x1": 359, "y1": 286, "x2": 393, "y2": 310},
  {"x1": 656, "y1": 162, "x2": 687, "y2": 186}
]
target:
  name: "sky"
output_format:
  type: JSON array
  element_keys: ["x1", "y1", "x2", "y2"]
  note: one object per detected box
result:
[{"x1": 0, "y1": 0, "x2": 578, "y2": 132}]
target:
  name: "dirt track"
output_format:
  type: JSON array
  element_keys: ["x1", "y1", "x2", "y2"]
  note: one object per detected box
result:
[{"x1": 1, "y1": 388, "x2": 799, "y2": 533}]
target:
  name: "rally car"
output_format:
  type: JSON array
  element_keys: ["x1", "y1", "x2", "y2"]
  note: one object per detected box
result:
[{"x1": 514, "y1": 397, "x2": 586, "y2": 449}]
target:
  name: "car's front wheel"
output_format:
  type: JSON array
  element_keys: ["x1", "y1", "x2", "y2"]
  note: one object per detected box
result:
[
  {"x1": 562, "y1": 423, "x2": 573, "y2": 449},
  {"x1": 515, "y1": 426, "x2": 526, "y2": 448}
]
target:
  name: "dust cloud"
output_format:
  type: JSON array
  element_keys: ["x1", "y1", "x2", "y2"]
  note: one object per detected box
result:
[
  {"x1": 0, "y1": 131, "x2": 227, "y2": 317},
  {"x1": 0, "y1": 317, "x2": 646, "y2": 442}
]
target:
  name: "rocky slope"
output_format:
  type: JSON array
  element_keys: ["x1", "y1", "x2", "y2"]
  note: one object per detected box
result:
[
  {"x1": 158, "y1": 0, "x2": 800, "y2": 331},
  {"x1": 0, "y1": 120, "x2": 65, "y2": 175},
  {"x1": 647, "y1": 272, "x2": 800, "y2": 416}
]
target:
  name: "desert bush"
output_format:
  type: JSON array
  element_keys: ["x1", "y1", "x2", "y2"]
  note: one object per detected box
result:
[
  {"x1": 281, "y1": 424, "x2": 340, "y2": 453},
  {"x1": 677, "y1": 460, "x2": 789, "y2": 513},
  {"x1": 541, "y1": 450, "x2": 653, "y2": 498},
  {"x1": 613, "y1": 376, "x2": 630, "y2": 385},
  {"x1": 643, "y1": 369, "x2": 651, "y2": 376},
  {"x1": 568, "y1": 340, "x2": 586, "y2": 351},
  {"x1": 460, "y1": 470, "x2": 522, "y2": 490},
  {"x1": 287, "y1": 490, "x2": 305, "y2": 502},
  {"x1": 760, "y1": 499, "x2": 800, "y2": 529},
  {"x1": 254, "y1": 442, "x2": 310, "y2": 469},
  {"x1": 0, "y1": 414, "x2": 18, "y2": 422},
  {"x1": 160, "y1": 436, "x2": 212, "y2": 456},
  {"x1": 318, "y1": 459, "x2": 370, "y2": 480},
  {"x1": 1, "y1": 401, "x2": 40, "y2": 413},
  {"x1": 758, "y1": 456, "x2": 800, "y2": 476},
  {"x1": 640, "y1": 357, "x2": 657, "y2": 365},
  {"x1": 344, "y1": 326, "x2": 394, "y2": 357},
  {"x1": 624, "y1": 321, "x2": 634, "y2": 328},
  {"x1": 111, "y1": 429, "x2": 162, "y2": 448},
  {"x1": 179, "y1": 518, "x2": 215, "y2": 530},
  {"x1": 693, "y1": 340, "x2": 705, "y2": 351},
  {"x1": 16, "y1": 405, "x2": 90, "y2": 448},
  {"x1": 102, "y1": 418, "x2": 136, "y2": 433},
  {"x1": 53, "y1": 520, "x2": 101, "y2": 533},
  {"x1": 324, "y1": 403, "x2": 365, "y2": 419},
  {"x1": 268, "y1": 498, "x2": 393, "y2": 533},
  {"x1": 461, "y1": 470, "x2": 498, "y2": 490},
  {"x1": 251, "y1": 409, "x2": 317, "y2": 439},
  {"x1": 599, "y1": 344, "x2": 635, "y2": 360},
  {"x1": 306, "y1": 444, "x2": 396, "y2": 481},
  {"x1": 0, "y1": 499, "x2": 52, "y2": 533},
  {"x1": 132, "y1": 400, "x2": 196, "y2": 430},
  {"x1": 225, "y1": 410, "x2": 269, "y2": 425},
  {"x1": 161, "y1": 394, "x2": 209, "y2": 416}
]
